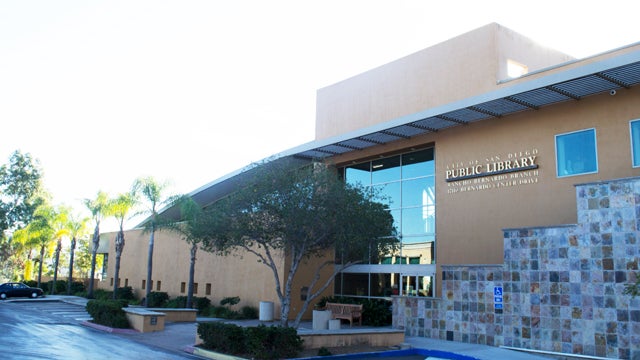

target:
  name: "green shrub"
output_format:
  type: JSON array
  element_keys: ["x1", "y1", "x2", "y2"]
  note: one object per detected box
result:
[
  {"x1": 24, "y1": 280, "x2": 38, "y2": 288},
  {"x1": 69, "y1": 281, "x2": 85, "y2": 294},
  {"x1": 47, "y1": 280, "x2": 67, "y2": 294},
  {"x1": 114, "y1": 286, "x2": 135, "y2": 300},
  {"x1": 209, "y1": 305, "x2": 236, "y2": 319},
  {"x1": 318, "y1": 346, "x2": 332, "y2": 356},
  {"x1": 197, "y1": 323, "x2": 303, "y2": 359},
  {"x1": 92, "y1": 289, "x2": 112, "y2": 300},
  {"x1": 245, "y1": 325, "x2": 303, "y2": 360},
  {"x1": 194, "y1": 296, "x2": 211, "y2": 313},
  {"x1": 86, "y1": 299, "x2": 130, "y2": 328},
  {"x1": 165, "y1": 296, "x2": 188, "y2": 308},
  {"x1": 146, "y1": 291, "x2": 169, "y2": 307},
  {"x1": 240, "y1": 305, "x2": 259, "y2": 319},
  {"x1": 220, "y1": 296, "x2": 240, "y2": 306},
  {"x1": 197, "y1": 322, "x2": 246, "y2": 355}
]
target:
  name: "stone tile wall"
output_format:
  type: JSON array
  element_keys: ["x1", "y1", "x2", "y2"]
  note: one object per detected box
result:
[{"x1": 393, "y1": 176, "x2": 640, "y2": 359}]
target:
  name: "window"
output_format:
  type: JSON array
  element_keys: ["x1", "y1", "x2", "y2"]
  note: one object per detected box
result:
[
  {"x1": 124, "y1": 278, "x2": 128, "y2": 287},
  {"x1": 156, "y1": 281, "x2": 161, "y2": 291},
  {"x1": 193, "y1": 283, "x2": 198, "y2": 294},
  {"x1": 555, "y1": 129, "x2": 598, "y2": 177},
  {"x1": 141, "y1": 280, "x2": 146, "y2": 289},
  {"x1": 110, "y1": 278, "x2": 114, "y2": 286},
  {"x1": 180, "y1": 282, "x2": 186, "y2": 293},
  {"x1": 630, "y1": 120, "x2": 640, "y2": 167},
  {"x1": 206, "y1": 283, "x2": 212, "y2": 295}
]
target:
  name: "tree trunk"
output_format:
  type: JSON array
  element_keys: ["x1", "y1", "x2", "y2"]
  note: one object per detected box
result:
[
  {"x1": 113, "y1": 231, "x2": 125, "y2": 300},
  {"x1": 51, "y1": 239, "x2": 61, "y2": 295},
  {"x1": 144, "y1": 225, "x2": 155, "y2": 307},
  {"x1": 187, "y1": 244, "x2": 196, "y2": 309},
  {"x1": 112, "y1": 254, "x2": 121, "y2": 300},
  {"x1": 67, "y1": 237, "x2": 76, "y2": 295},
  {"x1": 88, "y1": 223, "x2": 100, "y2": 298},
  {"x1": 37, "y1": 244, "x2": 44, "y2": 288}
]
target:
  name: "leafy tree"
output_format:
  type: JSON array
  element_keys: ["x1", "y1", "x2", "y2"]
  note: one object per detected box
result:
[
  {"x1": 84, "y1": 191, "x2": 109, "y2": 298},
  {"x1": 0, "y1": 150, "x2": 46, "y2": 233},
  {"x1": 108, "y1": 192, "x2": 136, "y2": 300},
  {"x1": 165, "y1": 195, "x2": 209, "y2": 309},
  {"x1": 201, "y1": 158, "x2": 397, "y2": 328},
  {"x1": 133, "y1": 177, "x2": 170, "y2": 307},
  {"x1": 67, "y1": 212, "x2": 89, "y2": 294},
  {"x1": 0, "y1": 151, "x2": 46, "y2": 279}
]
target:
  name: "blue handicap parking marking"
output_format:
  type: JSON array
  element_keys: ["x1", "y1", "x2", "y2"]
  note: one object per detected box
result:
[{"x1": 494, "y1": 286, "x2": 502, "y2": 296}]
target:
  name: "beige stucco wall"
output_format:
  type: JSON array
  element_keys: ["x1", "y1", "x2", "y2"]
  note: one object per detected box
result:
[
  {"x1": 315, "y1": 23, "x2": 574, "y2": 140},
  {"x1": 99, "y1": 228, "x2": 336, "y2": 320},
  {"x1": 99, "y1": 228, "x2": 284, "y2": 316}
]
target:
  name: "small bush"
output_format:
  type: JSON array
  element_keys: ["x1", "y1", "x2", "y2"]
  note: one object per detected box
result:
[
  {"x1": 69, "y1": 281, "x2": 85, "y2": 294},
  {"x1": 197, "y1": 322, "x2": 246, "y2": 355},
  {"x1": 92, "y1": 289, "x2": 113, "y2": 300},
  {"x1": 197, "y1": 323, "x2": 303, "y2": 359},
  {"x1": 318, "y1": 346, "x2": 332, "y2": 356},
  {"x1": 240, "y1": 305, "x2": 259, "y2": 319},
  {"x1": 115, "y1": 286, "x2": 135, "y2": 300},
  {"x1": 24, "y1": 280, "x2": 38, "y2": 288},
  {"x1": 165, "y1": 296, "x2": 187, "y2": 308},
  {"x1": 220, "y1": 296, "x2": 240, "y2": 307},
  {"x1": 245, "y1": 325, "x2": 303, "y2": 360},
  {"x1": 146, "y1": 291, "x2": 169, "y2": 307},
  {"x1": 194, "y1": 296, "x2": 211, "y2": 313},
  {"x1": 47, "y1": 280, "x2": 67, "y2": 294},
  {"x1": 86, "y1": 299, "x2": 130, "y2": 328}
]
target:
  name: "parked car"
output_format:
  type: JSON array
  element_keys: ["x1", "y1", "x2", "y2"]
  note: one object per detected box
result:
[{"x1": 0, "y1": 282, "x2": 44, "y2": 299}]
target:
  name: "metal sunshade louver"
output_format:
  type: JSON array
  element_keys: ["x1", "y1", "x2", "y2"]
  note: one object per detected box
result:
[
  {"x1": 600, "y1": 61, "x2": 640, "y2": 87},
  {"x1": 509, "y1": 88, "x2": 572, "y2": 108},
  {"x1": 552, "y1": 75, "x2": 621, "y2": 98},
  {"x1": 385, "y1": 125, "x2": 431, "y2": 137},
  {"x1": 337, "y1": 138, "x2": 379, "y2": 150},
  {"x1": 359, "y1": 132, "x2": 404, "y2": 144},
  {"x1": 442, "y1": 107, "x2": 493, "y2": 123},
  {"x1": 473, "y1": 98, "x2": 531, "y2": 116},
  {"x1": 412, "y1": 117, "x2": 459, "y2": 130}
]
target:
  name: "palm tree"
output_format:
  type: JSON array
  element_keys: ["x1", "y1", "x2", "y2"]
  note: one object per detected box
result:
[
  {"x1": 108, "y1": 192, "x2": 135, "y2": 300},
  {"x1": 27, "y1": 205, "x2": 56, "y2": 288},
  {"x1": 50, "y1": 205, "x2": 71, "y2": 295},
  {"x1": 166, "y1": 196, "x2": 209, "y2": 308},
  {"x1": 84, "y1": 191, "x2": 109, "y2": 298},
  {"x1": 132, "y1": 177, "x2": 170, "y2": 307},
  {"x1": 11, "y1": 221, "x2": 46, "y2": 281},
  {"x1": 67, "y1": 213, "x2": 88, "y2": 294}
]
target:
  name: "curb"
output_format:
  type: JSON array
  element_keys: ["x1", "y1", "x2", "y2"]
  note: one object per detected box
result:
[{"x1": 81, "y1": 320, "x2": 139, "y2": 334}]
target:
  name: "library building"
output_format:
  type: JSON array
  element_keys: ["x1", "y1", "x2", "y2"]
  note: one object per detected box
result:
[{"x1": 100, "y1": 23, "x2": 640, "y2": 358}]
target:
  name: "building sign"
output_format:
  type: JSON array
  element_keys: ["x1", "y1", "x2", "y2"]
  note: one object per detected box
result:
[{"x1": 446, "y1": 149, "x2": 540, "y2": 194}]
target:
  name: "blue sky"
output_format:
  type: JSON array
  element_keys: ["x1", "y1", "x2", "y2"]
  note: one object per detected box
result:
[{"x1": 1, "y1": 0, "x2": 638, "y2": 230}]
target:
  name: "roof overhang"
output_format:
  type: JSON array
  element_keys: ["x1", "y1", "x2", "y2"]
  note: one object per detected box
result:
[{"x1": 290, "y1": 48, "x2": 640, "y2": 161}]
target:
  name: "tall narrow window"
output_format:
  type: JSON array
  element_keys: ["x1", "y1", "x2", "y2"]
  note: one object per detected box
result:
[
  {"x1": 630, "y1": 120, "x2": 640, "y2": 167},
  {"x1": 141, "y1": 280, "x2": 146, "y2": 290},
  {"x1": 205, "y1": 283, "x2": 212, "y2": 295},
  {"x1": 156, "y1": 281, "x2": 161, "y2": 291},
  {"x1": 555, "y1": 128, "x2": 598, "y2": 177},
  {"x1": 180, "y1": 282, "x2": 186, "y2": 293}
]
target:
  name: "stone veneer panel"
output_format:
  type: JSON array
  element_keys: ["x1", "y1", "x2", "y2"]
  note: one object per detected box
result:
[{"x1": 393, "y1": 177, "x2": 640, "y2": 359}]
